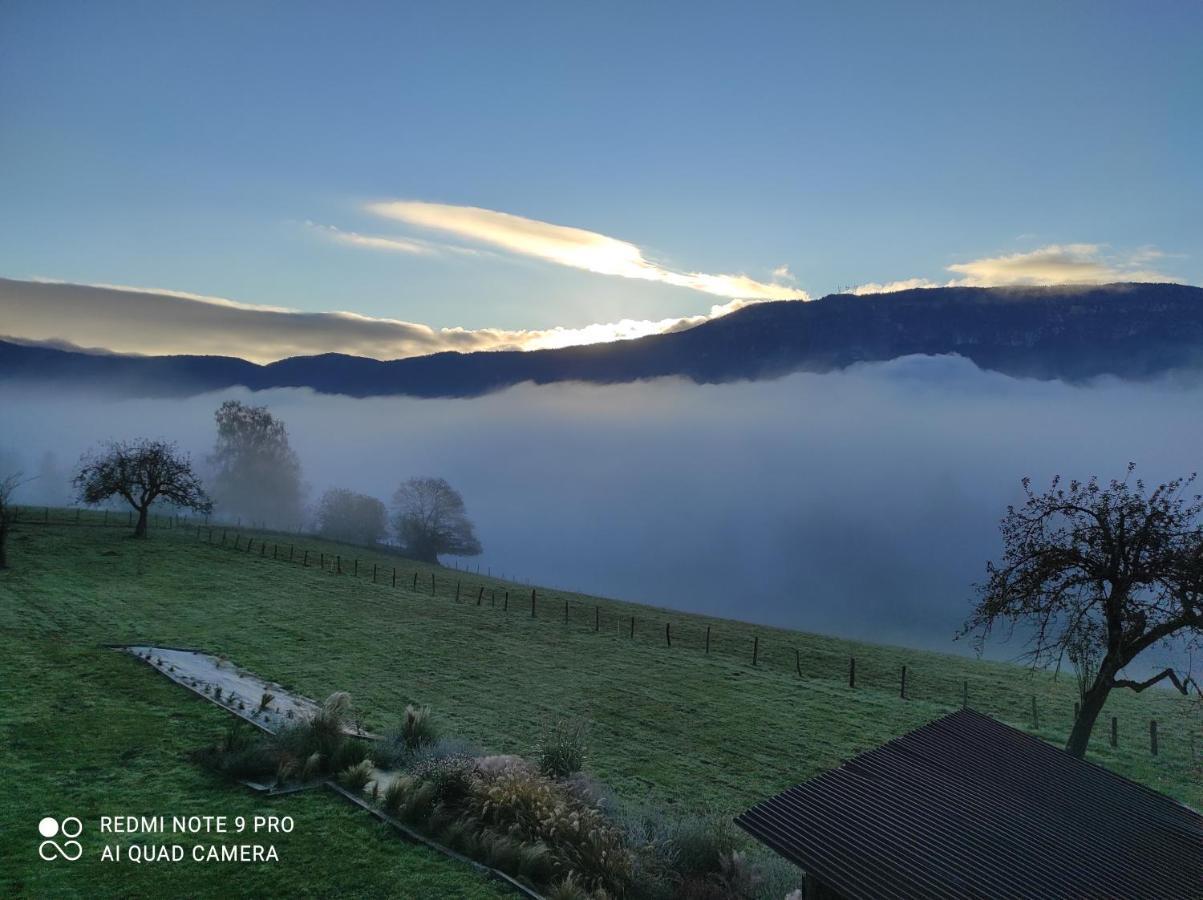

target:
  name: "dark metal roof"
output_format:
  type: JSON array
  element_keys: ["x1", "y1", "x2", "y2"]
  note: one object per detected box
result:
[{"x1": 735, "y1": 708, "x2": 1203, "y2": 900}]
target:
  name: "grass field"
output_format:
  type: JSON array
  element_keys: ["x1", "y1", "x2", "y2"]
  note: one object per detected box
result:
[{"x1": 1, "y1": 512, "x2": 1199, "y2": 897}]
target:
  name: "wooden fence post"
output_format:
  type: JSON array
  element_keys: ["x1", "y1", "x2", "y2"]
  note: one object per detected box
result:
[
  {"x1": 900, "y1": 665, "x2": 908, "y2": 700},
  {"x1": 752, "y1": 636, "x2": 759, "y2": 666},
  {"x1": 1150, "y1": 720, "x2": 1158, "y2": 756},
  {"x1": 353, "y1": 559, "x2": 358, "y2": 577},
  {"x1": 794, "y1": 648, "x2": 801, "y2": 677},
  {"x1": 531, "y1": 589, "x2": 537, "y2": 617},
  {"x1": 337, "y1": 555, "x2": 342, "y2": 574},
  {"x1": 563, "y1": 597, "x2": 568, "y2": 622},
  {"x1": 303, "y1": 550, "x2": 308, "y2": 567},
  {"x1": 413, "y1": 572, "x2": 418, "y2": 590},
  {"x1": 705, "y1": 625, "x2": 711, "y2": 654},
  {"x1": 372, "y1": 564, "x2": 377, "y2": 583},
  {"x1": 431, "y1": 573, "x2": 435, "y2": 593},
  {"x1": 665, "y1": 622, "x2": 671, "y2": 647},
  {"x1": 289, "y1": 544, "x2": 294, "y2": 561},
  {"x1": 504, "y1": 591, "x2": 509, "y2": 611},
  {"x1": 260, "y1": 541, "x2": 266, "y2": 557},
  {"x1": 273, "y1": 544, "x2": 277, "y2": 559},
  {"x1": 320, "y1": 552, "x2": 324, "y2": 569},
  {"x1": 848, "y1": 657, "x2": 856, "y2": 688},
  {"x1": 630, "y1": 615, "x2": 635, "y2": 638},
  {"x1": 1031, "y1": 695, "x2": 1040, "y2": 729},
  {"x1": 456, "y1": 581, "x2": 461, "y2": 602},
  {"x1": 1110, "y1": 716, "x2": 1118, "y2": 748},
  {"x1": 479, "y1": 587, "x2": 485, "y2": 606},
  {"x1": 492, "y1": 590, "x2": 496, "y2": 607},
  {"x1": 392, "y1": 568, "x2": 396, "y2": 588},
  {"x1": 962, "y1": 680, "x2": 968, "y2": 708}
]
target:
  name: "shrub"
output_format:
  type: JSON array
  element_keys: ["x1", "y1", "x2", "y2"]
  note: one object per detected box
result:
[
  {"x1": 467, "y1": 768, "x2": 631, "y2": 893},
  {"x1": 668, "y1": 813, "x2": 740, "y2": 879},
  {"x1": 192, "y1": 723, "x2": 277, "y2": 781},
  {"x1": 475, "y1": 754, "x2": 533, "y2": 777},
  {"x1": 381, "y1": 775, "x2": 414, "y2": 816},
  {"x1": 546, "y1": 873, "x2": 590, "y2": 900},
  {"x1": 399, "y1": 704, "x2": 439, "y2": 750},
  {"x1": 259, "y1": 691, "x2": 275, "y2": 711},
  {"x1": 536, "y1": 719, "x2": 588, "y2": 778},
  {"x1": 338, "y1": 759, "x2": 374, "y2": 792},
  {"x1": 410, "y1": 753, "x2": 477, "y2": 805}
]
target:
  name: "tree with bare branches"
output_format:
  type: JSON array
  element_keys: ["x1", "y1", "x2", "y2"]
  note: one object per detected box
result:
[
  {"x1": 391, "y1": 476, "x2": 481, "y2": 564},
  {"x1": 965, "y1": 464, "x2": 1203, "y2": 757},
  {"x1": 74, "y1": 440, "x2": 212, "y2": 538},
  {"x1": 0, "y1": 471, "x2": 30, "y2": 569}
]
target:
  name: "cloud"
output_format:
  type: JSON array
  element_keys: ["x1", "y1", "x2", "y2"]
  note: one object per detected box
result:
[
  {"x1": 850, "y1": 278, "x2": 938, "y2": 295},
  {"x1": 946, "y1": 243, "x2": 1176, "y2": 287},
  {"x1": 308, "y1": 222, "x2": 484, "y2": 257},
  {"x1": 851, "y1": 243, "x2": 1180, "y2": 294},
  {"x1": 772, "y1": 264, "x2": 796, "y2": 282},
  {"x1": 0, "y1": 278, "x2": 759, "y2": 364},
  {"x1": 364, "y1": 201, "x2": 809, "y2": 301}
]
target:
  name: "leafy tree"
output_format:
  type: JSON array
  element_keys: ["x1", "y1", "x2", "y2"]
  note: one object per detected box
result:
[
  {"x1": 316, "y1": 488, "x2": 388, "y2": 546},
  {"x1": 74, "y1": 439, "x2": 212, "y2": 538},
  {"x1": 210, "y1": 400, "x2": 304, "y2": 529},
  {"x1": 0, "y1": 471, "x2": 31, "y2": 569},
  {"x1": 965, "y1": 465, "x2": 1203, "y2": 757},
  {"x1": 391, "y1": 477, "x2": 481, "y2": 564}
]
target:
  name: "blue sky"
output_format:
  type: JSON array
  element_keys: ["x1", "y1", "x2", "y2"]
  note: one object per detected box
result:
[{"x1": 1, "y1": 1, "x2": 1200, "y2": 355}]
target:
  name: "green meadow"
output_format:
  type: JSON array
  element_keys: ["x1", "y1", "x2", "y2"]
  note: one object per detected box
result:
[{"x1": 1, "y1": 513, "x2": 1198, "y2": 897}]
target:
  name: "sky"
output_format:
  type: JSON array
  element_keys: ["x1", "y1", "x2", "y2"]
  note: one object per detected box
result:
[{"x1": 1, "y1": 1, "x2": 1201, "y2": 359}]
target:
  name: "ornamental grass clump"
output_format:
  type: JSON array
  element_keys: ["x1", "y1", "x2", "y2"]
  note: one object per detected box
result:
[
  {"x1": 467, "y1": 768, "x2": 632, "y2": 894},
  {"x1": 536, "y1": 719, "x2": 588, "y2": 779},
  {"x1": 337, "y1": 759, "x2": 374, "y2": 792}
]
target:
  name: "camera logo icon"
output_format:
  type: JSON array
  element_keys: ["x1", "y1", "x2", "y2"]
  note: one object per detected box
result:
[{"x1": 38, "y1": 816, "x2": 83, "y2": 861}]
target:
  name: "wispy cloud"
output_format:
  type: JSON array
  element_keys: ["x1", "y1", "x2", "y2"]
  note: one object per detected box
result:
[
  {"x1": 0, "y1": 278, "x2": 758, "y2": 364},
  {"x1": 308, "y1": 222, "x2": 483, "y2": 257},
  {"x1": 363, "y1": 201, "x2": 809, "y2": 301},
  {"x1": 852, "y1": 243, "x2": 1180, "y2": 294}
]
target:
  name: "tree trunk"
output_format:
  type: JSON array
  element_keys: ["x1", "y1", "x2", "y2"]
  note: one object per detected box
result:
[
  {"x1": 133, "y1": 506, "x2": 149, "y2": 538},
  {"x1": 1065, "y1": 679, "x2": 1110, "y2": 758}
]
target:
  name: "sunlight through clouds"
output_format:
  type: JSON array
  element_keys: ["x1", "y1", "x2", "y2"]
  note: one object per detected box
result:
[{"x1": 364, "y1": 201, "x2": 809, "y2": 301}]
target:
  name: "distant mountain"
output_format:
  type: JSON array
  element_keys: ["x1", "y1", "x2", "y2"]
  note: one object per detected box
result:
[{"x1": 2, "y1": 283, "x2": 1202, "y2": 398}]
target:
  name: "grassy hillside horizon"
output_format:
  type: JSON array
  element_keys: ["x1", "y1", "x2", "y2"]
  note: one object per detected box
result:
[{"x1": 2, "y1": 512, "x2": 1199, "y2": 896}]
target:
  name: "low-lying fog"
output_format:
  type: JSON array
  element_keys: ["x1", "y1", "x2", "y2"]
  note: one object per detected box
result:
[{"x1": 5, "y1": 354, "x2": 1203, "y2": 660}]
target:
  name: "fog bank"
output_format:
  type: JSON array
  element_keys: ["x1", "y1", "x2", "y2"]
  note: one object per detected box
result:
[{"x1": 4, "y1": 354, "x2": 1203, "y2": 659}]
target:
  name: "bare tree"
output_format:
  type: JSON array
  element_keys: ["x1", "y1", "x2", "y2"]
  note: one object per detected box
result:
[
  {"x1": 74, "y1": 440, "x2": 212, "y2": 538},
  {"x1": 965, "y1": 465, "x2": 1203, "y2": 757},
  {"x1": 391, "y1": 477, "x2": 482, "y2": 564},
  {"x1": 0, "y1": 471, "x2": 30, "y2": 569},
  {"x1": 316, "y1": 488, "x2": 388, "y2": 546},
  {"x1": 210, "y1": 400, "x2": 304, "y2": 529}
]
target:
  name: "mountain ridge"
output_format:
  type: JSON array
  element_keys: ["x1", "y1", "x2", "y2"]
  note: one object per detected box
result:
[{"x1": 3, "y1": 282, "x2": 1202, "y2": 398}]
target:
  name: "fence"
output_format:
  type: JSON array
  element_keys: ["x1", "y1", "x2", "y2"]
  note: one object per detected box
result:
[{"x1": 12, "y1": 509, "x2": 1193, "y2": 759}]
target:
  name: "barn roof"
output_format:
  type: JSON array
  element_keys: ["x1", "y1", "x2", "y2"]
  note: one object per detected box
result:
[{"x1": 734, "y1": 708, "x2": 1202, "y2": 900}]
